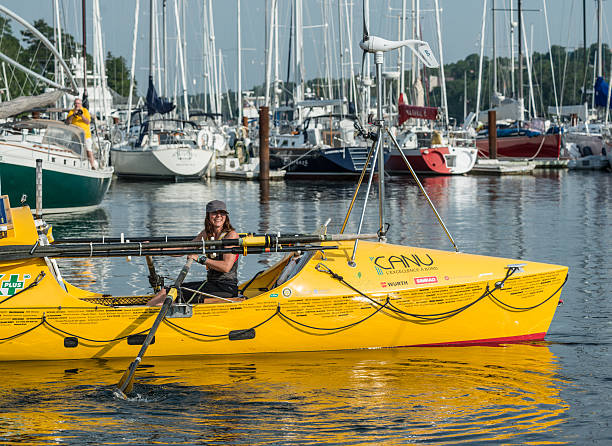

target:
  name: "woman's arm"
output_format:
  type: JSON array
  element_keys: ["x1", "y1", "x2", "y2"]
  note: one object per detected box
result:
[{"x1": 203, "y1": 230, "x2": 239, "y2": 273}]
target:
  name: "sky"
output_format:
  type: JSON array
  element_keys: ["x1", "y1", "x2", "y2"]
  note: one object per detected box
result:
[{"x1": 1, "y1": 0, "x2": 610, "y2": 96}]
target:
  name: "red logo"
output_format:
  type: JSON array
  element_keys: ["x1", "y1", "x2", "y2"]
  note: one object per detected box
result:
[
  {"x1": 414, "y1": 276, "x2": 438, "y2": 285},
  {"x1": 381, "y1": 282, "x2": 387, "y2": 287}
]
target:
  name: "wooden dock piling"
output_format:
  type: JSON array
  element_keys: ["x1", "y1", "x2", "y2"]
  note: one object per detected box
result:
[
  {"x1": 488, "y1": 110, "x2": 497, "y2": 159},
  {"x1": 259, "y1": 106, "x2": 270, "y2": 181}
]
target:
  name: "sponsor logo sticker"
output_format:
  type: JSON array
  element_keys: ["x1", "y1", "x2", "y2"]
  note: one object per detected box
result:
[
  {"x1": 369, "y1": 253, "x2": 437, "y2": 276},
  {"x1": 381, "y1": 280, "x2": 410, "y2": 288},
  {"x1": 414, "y1": 276, "x2": 438, "y2": 285},
  {"x1": 0, "y1": 274, "x2": 29, "y2": 297},
  {"x1": 270, "y1": 293, "x2": 279, "y2": 298}
]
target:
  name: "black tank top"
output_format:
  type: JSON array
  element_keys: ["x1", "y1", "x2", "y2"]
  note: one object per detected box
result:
[{"x1": 207, "y1": 231, "x2": 238, "y2": 286}]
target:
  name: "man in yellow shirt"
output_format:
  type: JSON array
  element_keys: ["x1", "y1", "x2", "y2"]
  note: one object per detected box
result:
[{"x1": 66, "y1": 98, "x2": 97, "y2": 169}]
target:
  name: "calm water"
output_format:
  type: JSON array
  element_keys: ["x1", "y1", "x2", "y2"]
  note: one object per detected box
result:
[{"x1": 1, "y1": 170, "x2": 611, "y2": 444}]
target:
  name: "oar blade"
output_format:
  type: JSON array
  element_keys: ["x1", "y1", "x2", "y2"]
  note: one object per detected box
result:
[
  {"x1": 116, "y1": 361, "x2": 137, "y2": 394},
  {"x1": 113, "y1": 261, "x2": 191, "y2": 397}
]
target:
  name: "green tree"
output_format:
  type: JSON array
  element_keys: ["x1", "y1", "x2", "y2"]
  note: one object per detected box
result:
[
  {"x1": 105, "y1": 52, "x2": 134, "y2": 97},
  {"x1": 0, "y1": 17, "x2": 30, "y2": 98}
]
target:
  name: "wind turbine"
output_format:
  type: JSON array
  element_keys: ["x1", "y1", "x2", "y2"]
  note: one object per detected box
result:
[{"x1": 348, "y1": 0, "x2": 457, "y2": 257}]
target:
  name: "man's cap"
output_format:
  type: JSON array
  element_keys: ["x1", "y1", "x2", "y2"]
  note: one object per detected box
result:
[{"x1": 206, "y1": 200, "x2": 228, "y2": 214}]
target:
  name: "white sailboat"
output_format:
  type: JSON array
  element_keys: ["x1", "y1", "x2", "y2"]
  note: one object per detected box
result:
[{"x1": 110, "y1": 0, "x2": 213, "y2": 180}]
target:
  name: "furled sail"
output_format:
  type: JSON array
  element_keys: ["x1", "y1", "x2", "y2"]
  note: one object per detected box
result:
[
  {"x1": 594, "y1": 77, "x2": 612, "y2": 109},
  {"x1": 145, "y1": 76, "x2": 175, "y2": 115},
  {"x1": 0, "y1": 90, "x2": 64, "y2": 119}
]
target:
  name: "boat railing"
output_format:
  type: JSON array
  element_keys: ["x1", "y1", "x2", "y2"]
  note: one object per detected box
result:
[
  {"x1": 0, "y1": 122, "x2": 86, "y2": 159},
  {"x1": 447, "y1": 136, "x2": 476, "y2": 149}
]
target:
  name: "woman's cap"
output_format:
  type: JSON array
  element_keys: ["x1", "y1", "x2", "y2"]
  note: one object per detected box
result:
[{"x1": 206, "y1": 200, "x2": 228, "y2": 214}]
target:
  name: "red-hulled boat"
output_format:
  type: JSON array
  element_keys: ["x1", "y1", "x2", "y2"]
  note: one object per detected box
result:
[
  {"x1": 386, "y1": 145, "x2": 477, "y2": 175},
  {"x1": 476, "y1": 132, "x2": 562, "y2": 159},
  {"x1": 389, "y1": 103, "x2": 477, "y2": 175}
]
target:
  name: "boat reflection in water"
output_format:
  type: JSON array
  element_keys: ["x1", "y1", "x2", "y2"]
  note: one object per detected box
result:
[{"x1": 0, "y1": 344, "x2": 567, "y2": 443}]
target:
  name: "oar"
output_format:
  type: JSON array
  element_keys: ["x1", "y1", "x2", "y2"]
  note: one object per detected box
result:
[
  {"x1": 52, "y1": 232, "x2": 378, "y2": 246},
  {"x1": 0, "y1": 244, "x2": 339, "y2": 261},
  {"x1": 116, "y1": 258, "x2": 194, "y2": 398},
  {"x1": 53, "y1": 232, "x2": 317, "y2": 243},
  {"x1": 0, "y1": 233, "x2": 378, "y2": 262}
]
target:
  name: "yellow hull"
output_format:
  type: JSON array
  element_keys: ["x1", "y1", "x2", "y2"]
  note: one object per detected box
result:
[{"x1": 0, "y1": 204, "x2": 568, "y2": 361}]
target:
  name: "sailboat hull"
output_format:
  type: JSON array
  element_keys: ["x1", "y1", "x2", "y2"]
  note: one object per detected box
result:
[
  {"x1": 110, "y1": 145, "x2": 213, "y2": 179},
  {"x1": 0, "y1": 143, "x2": 112, "y2": 213},
  {"x1": 270, "y1": 146, "x2": 389, "y2": 179},
  {"x1": 476, "y1": 134, "x2": 562, "y2": 159},
  {"x1": 386, "y1": 146, "x2": 477, "y2": 174}
]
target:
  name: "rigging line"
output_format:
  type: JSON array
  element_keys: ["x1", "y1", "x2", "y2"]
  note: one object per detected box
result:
[
  {"x1": 315, "y1": 263, "x2": 535, "y2": 322},
  {"x1": 0, "y1": 318, "x2": 45, "y2": 342},
  {"x1": 163, "y1": 305, "x2": 281, "y2": 338},
  {"x1": 7, "y1": 45, "x2": 23, "y2": 96},
  {"x1": 43, "y1": 317, "x2": 151, "y2": 343},
  {"x1": 278, "y1": 297, "x2": 390, "y2": 331},
  {"x1": 559, "y1": 44, "x2": 570, "y2": 109},
  {"x1": 488, "y1": 273, "x2": 568, "y2": 311},
  {"x1": 31, "y1": 52, "x2": 55, "y2": 95}
]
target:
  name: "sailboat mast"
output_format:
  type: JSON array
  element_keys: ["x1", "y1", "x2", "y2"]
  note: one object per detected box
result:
[
  {"x1": 463, "y1": 71, "x2": 467, "y2": 121},
  {"x1": 126, "y1": 0, "x2": 139, "y2": 134},
  {"x1": 338, "y1": 0, "x2": 345, "y2": 104},
  {"x1": 209, "y1": 0, "x2": 219, "y2": 117},
  {"x1": 149, "y1": 0, "x2": 153, "y2": 80},
  {"x1": 399, "y1": 0, "x2": 406, "y2": 95},
  {"x1": 162, "y1": 0, "x2": 167, "y2": 97},
  {"x1": 596, "y1": 0, "x2": 602, "y2": 78},
  {"x1": 510, "y1": 0, "x2": 515, "y2": 97},
  {"x1": 53, "y1": 0, "x2": 66, "y2": 109},
  {"x1": 174, "y1": 0, "x2": 189, "y2": 119},
  {"x1": 475, "y1": 0, "x2": 487, "y2": 119},
  {"x1": 81, "y1": 0, "x2": 88, "y2": 104},
  {"x1": 492, "y1": 0, "x2": 496, "y2": 94},
  {"x1": 517, "y1": 0, "x2": 523, "y2": 109},
  {"x1": 274, "y1": 1, "x2": 279, "y2": 110},
  {"x1": 237, "y1": 0, "x2": 242, "y2": 124},
  {"x1": 264, "y1": 0, "x2": 276, "y2": 107},
  {"x1": 148, "y1": 0, "x2": 153, "y2": 141},
  {"x1": 433, "y1": 0, "x2": 447, "y2": 126}
]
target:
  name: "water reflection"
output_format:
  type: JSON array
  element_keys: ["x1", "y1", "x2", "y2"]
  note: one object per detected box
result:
[
  {"x1": 47, "y1": 207, "x2": 110, "y2": 238},
  {"x1": 0, "y1": 344, "x2": 567, "y2": 444}
]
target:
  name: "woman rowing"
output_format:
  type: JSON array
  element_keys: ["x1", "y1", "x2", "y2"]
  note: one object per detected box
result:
[{"x1": 147, "y1": 200, "x2": 242, "y2": 305}]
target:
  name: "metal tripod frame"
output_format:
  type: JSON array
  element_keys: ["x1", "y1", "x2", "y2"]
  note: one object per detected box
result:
[{"x1": 348, "y1": 50, "x2": 459, "y2": 265}]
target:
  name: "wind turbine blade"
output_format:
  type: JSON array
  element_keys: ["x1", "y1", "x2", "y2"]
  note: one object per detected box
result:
[
  {"x1": 404, "y1": 40, "x2": 439, "y2": 68},
  {"x1": 363, "y1": 0, "x2": 369, "y2": 40}
]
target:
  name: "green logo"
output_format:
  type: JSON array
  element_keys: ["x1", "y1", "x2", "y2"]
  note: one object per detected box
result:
[{"x1": 0, "y1": 274, "x2": 26, "y2": 296}]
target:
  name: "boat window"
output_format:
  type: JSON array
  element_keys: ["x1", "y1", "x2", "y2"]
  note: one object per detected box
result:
[
  {"x1": 43, "y1": 126, "x2": 83, "y2": 156},
  {"x1": 275, "y1": 250, "x2": 317, "y2": 287}
]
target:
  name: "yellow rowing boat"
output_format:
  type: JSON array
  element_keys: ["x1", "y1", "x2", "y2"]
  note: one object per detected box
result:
[{"x1": 0, "y1": 197, "x2": 567, "y2": 361}]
